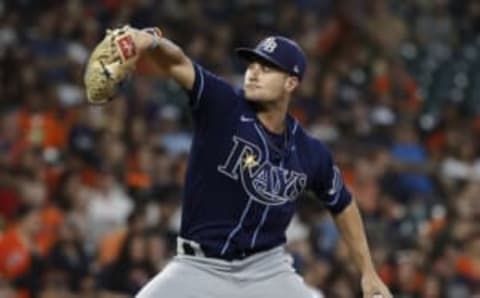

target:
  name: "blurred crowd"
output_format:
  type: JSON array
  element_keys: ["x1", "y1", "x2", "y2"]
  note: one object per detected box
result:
[{"x1": 1, "y1": 0, "x2": 480, "y2": 297}]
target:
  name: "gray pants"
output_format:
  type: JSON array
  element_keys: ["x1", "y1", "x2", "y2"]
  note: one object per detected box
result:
[{"x1": 136, "y1": 239, "x2": 316, "y2": 298}]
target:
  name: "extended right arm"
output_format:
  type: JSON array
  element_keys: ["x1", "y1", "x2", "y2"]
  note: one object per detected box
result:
[
  {"x1": 131, "y1": 26, "x2": 238, "y2": 118},
  {"x1": 133, "y1": 28, "x2": 195, "y2": 90}
]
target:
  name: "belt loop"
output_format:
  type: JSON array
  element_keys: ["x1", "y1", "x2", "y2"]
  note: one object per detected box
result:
[
  {"x1": 177, "y1": 237, "x2": 185, "y2": 255},
  {"x1": 177, "y1": 237, "x2": 205, "y2": 257}
]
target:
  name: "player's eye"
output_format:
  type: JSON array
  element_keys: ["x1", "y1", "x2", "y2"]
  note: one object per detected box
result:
[
  {"x1": 261, "y1": 65, "x2": 272, "y2": 72},
  {"x1": 247, "y1": 63, "x2": 259, "y2": 71}
]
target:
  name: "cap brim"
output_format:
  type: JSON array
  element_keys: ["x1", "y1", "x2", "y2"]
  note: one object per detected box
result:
[{"x1": 235, "y1": 48, "x2": 289, "y2": 74}]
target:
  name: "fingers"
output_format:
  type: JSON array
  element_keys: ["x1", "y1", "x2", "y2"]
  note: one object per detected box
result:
[
  {"x1": 365, "y1": 288, "x2": 393, "y2": 298},
  {"x1": 371, "y1": 291, "x2": 392, "y2": 298},
  {"x1": 143, "y1": 27, "x2": 162, "y2": 37},
  {"x1": 367, "y1": 294, "x2": 386, "y2": 298}
]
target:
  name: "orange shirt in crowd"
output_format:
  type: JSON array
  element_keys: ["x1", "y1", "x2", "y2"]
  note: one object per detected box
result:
[
  {"x1": 0, "y1": 227, "x2": 31, "y2": 280},
  {"x1": 456, "y1": 255, "x2": 480, "y2": 281},
  {"x1": 36, "y1": 206, "x2": 64, "y2": 256},
  {"x1": 0, "y1": 227, "x2": 36, "y2": 297},
  {"x1": 126, "y1": 152, "x2": 152, "y2": 190},
  {"x1": 98, "y1": 229, "x2": 127, "y2": 266},
  {"x1": 126, "y1": 172, "x2": 152, "y2": 189},
  {"x1": 0, "y1": 207, "x2": 63, "y2": 298},
  {"x1": 17, "y1": 109, "x2": 74, "y2": 149}
]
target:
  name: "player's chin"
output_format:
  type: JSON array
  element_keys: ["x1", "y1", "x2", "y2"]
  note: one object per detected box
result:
[
  {"x1": 244, "y1": 90, "x2": 269, "y2": 102},
  {"x1": 245, "y1": 95, "x2": 260, "y2": 102}
]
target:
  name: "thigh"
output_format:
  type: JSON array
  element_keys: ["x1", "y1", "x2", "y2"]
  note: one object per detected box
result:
[
  {"x1": 136, "y1": 258, "x2": 230, "y2": 298},
  {"x1": 243, "y1": 271, "x2": 315, "y2": 298}
]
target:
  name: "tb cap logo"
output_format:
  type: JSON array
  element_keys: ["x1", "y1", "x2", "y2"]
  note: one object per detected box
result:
[{"x1": 260, "y1": 37, "x2": 277, "y2": 53}]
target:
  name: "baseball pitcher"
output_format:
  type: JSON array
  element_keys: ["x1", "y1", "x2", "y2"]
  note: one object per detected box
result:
[{"x1": 84, "y1": 26, "x2": 392, "y2": 298}]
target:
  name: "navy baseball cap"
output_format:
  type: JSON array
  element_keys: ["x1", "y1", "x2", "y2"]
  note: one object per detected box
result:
[{"x1": 236, "y1": 36, "x2": 306, "y2": 80}]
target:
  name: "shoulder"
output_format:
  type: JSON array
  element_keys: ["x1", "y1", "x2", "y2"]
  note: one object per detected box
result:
[
  {"x1": 294, "y1": 123, "x2": 331, "y2": 158},
  {"x1": 193, "y1": 63, "x2": 240, "y2": 93},
  {"x1": 190, "y1": 62, "x2": 243, "y2": 102},
  {"x1": 293, "y1": 122, "x2": 334, "y2": 179},
  {"x1": 187, "y1": 62, "x2": 245, "y2": 113}
]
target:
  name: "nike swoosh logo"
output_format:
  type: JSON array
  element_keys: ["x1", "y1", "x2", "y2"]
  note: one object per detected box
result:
[{"x1": 240, "y1": 115, "x2": 254, "y2": 122}]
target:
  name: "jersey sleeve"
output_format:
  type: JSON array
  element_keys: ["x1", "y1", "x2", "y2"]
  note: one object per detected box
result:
[
  {"x1": 187, "y1": 62, "x2": 240, "y2": 122},
  {"x1": 310, "y1": 147, "x2": 352, "y2": 215}
]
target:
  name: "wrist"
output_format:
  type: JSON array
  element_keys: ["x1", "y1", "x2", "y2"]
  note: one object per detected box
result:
[
  {"x1": 143, "y1": 27, "x2": 162, "y2": 50},
  {"x1": 360, "y1": 264, "x2": 377, "y2": 276}
]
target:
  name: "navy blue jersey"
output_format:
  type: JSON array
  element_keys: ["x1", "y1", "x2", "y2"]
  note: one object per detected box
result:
[{"x1": 180, "y1": 63, "x2": 352, "y2": 260}]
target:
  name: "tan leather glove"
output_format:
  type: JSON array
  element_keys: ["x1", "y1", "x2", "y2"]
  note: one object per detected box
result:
[{"x1": 83, "y1": 25, "x2": 161, "y2": 104}]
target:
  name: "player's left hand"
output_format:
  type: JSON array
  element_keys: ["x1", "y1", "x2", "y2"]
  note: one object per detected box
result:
[{"x1": 361, "y1": 271, "x2": 392, "y2": 298}]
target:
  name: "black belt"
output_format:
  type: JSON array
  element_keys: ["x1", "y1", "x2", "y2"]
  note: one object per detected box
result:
[{"x1": 182, "y1": 242, "x2": 256, "y2": 261}]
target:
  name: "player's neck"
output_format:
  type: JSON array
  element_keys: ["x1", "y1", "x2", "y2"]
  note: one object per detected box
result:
[{"x1": 255, "y1": 99, "x2": 289, "y2": 134}]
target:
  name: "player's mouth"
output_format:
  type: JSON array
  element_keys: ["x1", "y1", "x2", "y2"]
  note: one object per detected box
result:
[{"x1": 245, "y1": 84, "x2": 261, "y2": 90}]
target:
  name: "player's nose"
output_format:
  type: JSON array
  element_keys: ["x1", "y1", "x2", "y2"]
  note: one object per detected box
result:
[
  {"x1": 248, "y1": 62, "x2": 262, "y2": 73},
  {"x1": 247, "y1": 63, "x2": 260, "y2": 81}
]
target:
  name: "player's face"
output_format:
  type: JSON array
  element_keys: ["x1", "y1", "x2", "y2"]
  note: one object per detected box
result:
[{"x1": 243, "y1": 61, "x2": 298, "y2": 103}]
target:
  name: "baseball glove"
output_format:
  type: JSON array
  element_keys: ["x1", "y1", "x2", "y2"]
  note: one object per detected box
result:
[{"x1": 84, "y1": 25, "x2": 142, "y2": 105}]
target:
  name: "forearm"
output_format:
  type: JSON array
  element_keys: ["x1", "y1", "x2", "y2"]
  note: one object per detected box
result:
[
  {"x1": 147, "y1": 38, "x2": 188, "y2": 70},
  {"x1": 333, "y1": 200, "x2": 375, "y2": 275},
  {"x1": 137, "y1": 30, "x2": 194, "y2": 90}
]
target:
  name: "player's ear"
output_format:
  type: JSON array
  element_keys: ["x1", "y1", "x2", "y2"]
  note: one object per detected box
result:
[{"x1": 284, "y1": 76, "x2": 299, "y2": 93}]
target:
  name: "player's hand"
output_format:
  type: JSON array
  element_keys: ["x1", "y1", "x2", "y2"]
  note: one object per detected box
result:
[
  {"x1": 361, "y1": 271, "x2": 392, "y2": 298},
  {"x1": 83, "y1": 25, "x2": 162, "y2": 104},
  {"x1": 133, "y1": 27, "x2": 163, "y2": 52}
]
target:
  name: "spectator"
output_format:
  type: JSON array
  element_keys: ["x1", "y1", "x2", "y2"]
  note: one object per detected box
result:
[
  {"x1": 85, "y1": 168, "x2": 133, "y2": 251},
  {"x1": 0, "y1": 205, "x2": 44, "y2": 298},
  {"x1": 99, "y1": 233, "x2": 155, "y2": 296},
  {"x1": 47, "y1": 218, "x2": 90, "y2": 292}
]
